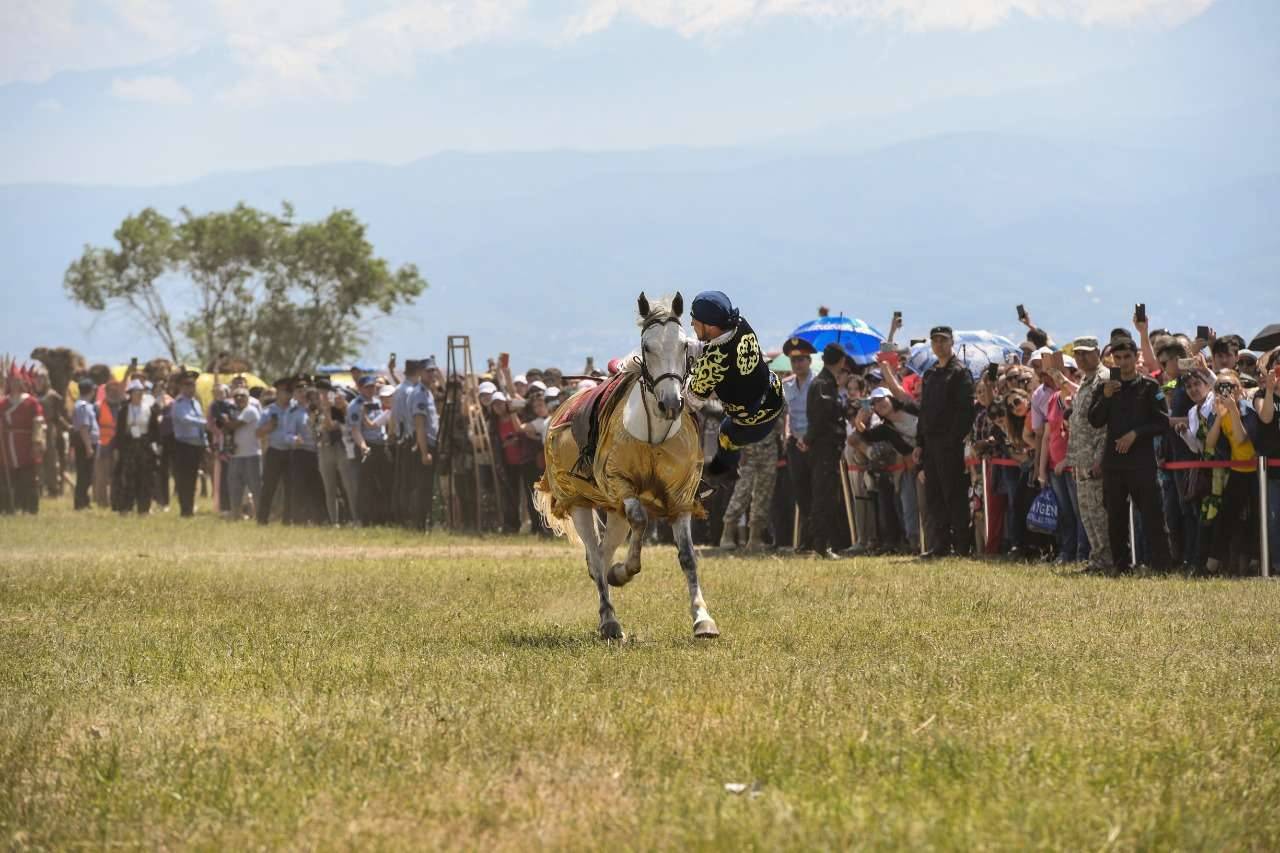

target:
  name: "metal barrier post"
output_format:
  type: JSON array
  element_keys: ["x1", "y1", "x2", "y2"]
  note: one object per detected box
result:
[
  {"x1": 982, "y1": 459, "x2": 991, "y2": 556},
  {"x1": 839, "y1": 461, "x2": 857, "y2": 548},
  {"x1": 1259, "y1": 457, "x2": 1270, "y2": 578},
  {"x1": 1128, "y1": 498, "x2": 1137, "y2": 569},
  {"x1": 793, "y1": 506, "x2": 800, "y2": 552}
]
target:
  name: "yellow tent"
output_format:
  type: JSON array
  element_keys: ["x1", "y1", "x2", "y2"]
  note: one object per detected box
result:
[{"x1": 68, "y1": 367, "x2": 268, "y2": 408}]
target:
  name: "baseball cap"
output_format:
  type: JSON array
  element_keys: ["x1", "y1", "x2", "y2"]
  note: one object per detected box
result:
[
  {"x1": 869, "y1": 387, "x2": 892, "y2": 400},
  {"x1": 929, "y1": 326, "x2": 953, "y2": 340},
  {"x1": 357, "y1": 375, "x2": 376, "y2": 388},
  {"x1": 491, "y1": 391, "x2": 508, "y2": 403},
  {"x1": 126, "y1": 379, "x2": 144, "y2": 392},
  {"x1": 377, "y1": 385, "x2": 396, "y2": 398},
  {"x1": 1072, "y1": 336, "x2": 1100, "y2": 352},
  {"x1": 528, "y1": 380, "x2": 547, "y2": 392},
  {"x1": 1062, "y1": 355, "x2": 1077, "y2": 369},
  {"x1": 512, "y1": 374, "x2": 527, "y2": 385},
  {"x1": 1030, "y1": 346, "x2": 1053, "y2": 362},
  {"x1": 477, "y1": 381, "x2": 497, "y2": 395}
]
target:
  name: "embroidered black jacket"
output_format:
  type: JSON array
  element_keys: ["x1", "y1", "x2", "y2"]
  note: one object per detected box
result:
[{"x1": 689, "y1": 319, "x2": 783, "y2": 426}]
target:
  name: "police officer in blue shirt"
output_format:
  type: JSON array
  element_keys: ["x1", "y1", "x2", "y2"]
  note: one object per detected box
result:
[
  {"x1": 256, "y1": 376, "x2": 296, "y2": 525},
  {"x1": 404, "y1": 360, "x2": 439, "y2": 531},
  {"x1": 170, "y1": 370, "x2": 207, "y2": 517},
  {"x1": 71, "y1": 379, "x2": 99, "y2": 510},
  {"x1": 285, "y1": 376, "x2": 326, "y2": 525},
  {"x1": 391, "y1": 359, "x2": 425, "y2": 526},
  {"x1": 349, "y1": 375, "x2": 393, "y2": 525}
]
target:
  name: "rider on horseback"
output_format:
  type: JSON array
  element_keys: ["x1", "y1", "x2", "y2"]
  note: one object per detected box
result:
[{"x1": 686, "y1": 291, "x2": 784, "y2": 486}]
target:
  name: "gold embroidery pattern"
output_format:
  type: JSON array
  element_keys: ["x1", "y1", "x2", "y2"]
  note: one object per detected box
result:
[
  {"x1": 732, "y1": 406, "x2": 780, "y2": 427},
  {"x1": 736, "y1": 333, "x2": 760, "y2": 376},
  {"x1": 690, "y1": 347, "x2": 728, "y2": 397}
]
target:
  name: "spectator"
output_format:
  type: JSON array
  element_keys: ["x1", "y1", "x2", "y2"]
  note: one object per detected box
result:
[
  {"x1": 804, "y1": 343, "x2": 851, "y2": 560},
  {"x1": 1254, "y1": 356, "x2": 1280, "y2": 575},
  {"x1": 286, "y1": 378, "x2": 326, "y2": 525},
  {"x1": 256, "y1": 378, "x2": 295, "y2": 525},
  {"x1": 94, "y1": 379, "x2": 123, "y2": 509},
  {"x1": 170, "y1": 370, "x2": 207, "y2": 518},
  {"x1": 111, "y1": 379, "x2": 159, "y2": 515},
  {"x1": 223, "y1": 386, "x2": 261, "y2": 520},
  {"x1": 916, "y1": 326, "x2": 975, "y2": 559},
  {"x1": 1064, "y1": 337, "x2": 1112, "y2": 572},
  {"x1": 1203, "y1": 369, "x2": 1259, "y2": 574},
  {"x1": 0, "y1": 364, "x2": 46, "y2": 515},
  {"x1": 350, "y1": 377, "x2": 393, "y2": 526},
  {"x1": 781, "y1": 337, "x2": 818, "y2": 552},
  {"x1": 1086, "y1": 336, "x2": 1172, "y2": 573},
  {"x1": 71, "y1": 378, "x2": 98, "y2": 510}
]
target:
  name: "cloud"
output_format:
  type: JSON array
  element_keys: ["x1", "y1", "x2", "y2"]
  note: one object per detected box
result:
[
  {"x1": 566, "y1": 0, "x2": 1217, "y2": 37},
  {"x1": 217, "y1": 0, "x2": 526, "y2": 104},
  {"x1": 110, "y1": 74, "x2": 193, "y2": 105},
  {"x1": 1, "y1": 0, "x2": 1216, "y2": 95},
  {"x1": 0, "y1": 0, "x2": 201, "y2": 85}
]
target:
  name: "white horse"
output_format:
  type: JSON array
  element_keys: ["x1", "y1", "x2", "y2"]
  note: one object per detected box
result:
[{"x1": 535, "y1": 293, "x2": 719, "y2": 641}]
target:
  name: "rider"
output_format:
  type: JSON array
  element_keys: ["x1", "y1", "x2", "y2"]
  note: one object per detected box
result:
[{"x1": 686, "y1": 291, "x2": 784, "y2": 485}]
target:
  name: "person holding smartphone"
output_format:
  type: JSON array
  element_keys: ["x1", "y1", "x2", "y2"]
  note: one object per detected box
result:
[
  {"x1": 1253, "y1": 356, "x2": 1280, "y2": 575},
  {"x1": 1086, "y1": 336, "x2": 1172, "y2": 573}
]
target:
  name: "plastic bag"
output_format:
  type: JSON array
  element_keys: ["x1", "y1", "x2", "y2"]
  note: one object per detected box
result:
[{"x1": 1026, "y1": 486, "x2": 1059, "y2": 534}]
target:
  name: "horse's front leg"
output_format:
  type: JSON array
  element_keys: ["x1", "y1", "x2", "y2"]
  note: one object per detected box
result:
[
  {"x1": 672, "y1": 512, "x2": 719, "y2": 639},
  {"x1": 571, "y1": 506, "x2": 623, "y2": 640},
  {"x1": 613, "y1": 497, "x2": 648, "y2": 585},
  {"x1": 601, "y1": 511, "x2": 633, "y2": 587}
]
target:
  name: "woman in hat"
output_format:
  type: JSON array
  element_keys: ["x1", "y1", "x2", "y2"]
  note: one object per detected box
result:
[{"x1": 111, "y1": 378, "x2": 160, "y2": 515}]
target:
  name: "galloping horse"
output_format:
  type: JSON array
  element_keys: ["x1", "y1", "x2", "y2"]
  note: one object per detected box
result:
[{"x1": 534, "y1": 293, "x2": 719, "y2": 641}]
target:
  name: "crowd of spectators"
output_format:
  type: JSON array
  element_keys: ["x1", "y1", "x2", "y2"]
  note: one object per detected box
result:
[{"x1": 3, "y1": 306, "x2": 1277, "y2": 578}]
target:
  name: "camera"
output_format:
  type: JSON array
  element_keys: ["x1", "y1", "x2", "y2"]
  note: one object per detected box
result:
[{"x1": 1214, "y1": 381, "x2": 1235, "y2": 396}]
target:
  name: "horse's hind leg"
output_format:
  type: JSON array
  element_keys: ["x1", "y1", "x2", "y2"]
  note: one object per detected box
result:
[
  {"x1": 617, "y1": 497, "x2": 648, "y2": 583},
  {"x1": 572, "y1": 506, "x2": 623, "y2": 640},
  {"x1": 673, "y1": 512, "x2": 719, "y2": 639}
]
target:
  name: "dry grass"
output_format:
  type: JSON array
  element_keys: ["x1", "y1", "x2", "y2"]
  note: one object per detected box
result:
[{"x1": 2, "y1": 498, "x2": 1279, "y2": 849}]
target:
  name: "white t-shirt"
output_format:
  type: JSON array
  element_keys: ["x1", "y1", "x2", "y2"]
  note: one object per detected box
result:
[{"x1": 231, "y1": 405, "x2": 262, "y2": 458}]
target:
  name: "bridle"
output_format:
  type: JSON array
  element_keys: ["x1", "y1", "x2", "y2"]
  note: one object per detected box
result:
[
  {"x1": 636, "y1": 315, "x2": 688, "y2": 395},
  {"x1": 633, "y1": 314, "x2": 688, "y2": 445}
]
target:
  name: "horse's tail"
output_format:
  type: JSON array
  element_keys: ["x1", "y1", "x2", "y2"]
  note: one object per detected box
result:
[{"x1": 532, "y1": 484, "x2": 580, "y2": 545}]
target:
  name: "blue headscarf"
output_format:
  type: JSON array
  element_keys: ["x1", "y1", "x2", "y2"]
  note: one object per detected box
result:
[{"x1": 690, "y1": 290, "x2": 740, "y2": 329}]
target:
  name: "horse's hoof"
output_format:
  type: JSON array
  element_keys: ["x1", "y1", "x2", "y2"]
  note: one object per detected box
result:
[
  {"x1": 693, "y1": 619, "x2": 720, "y2": 639},
  {"x1": 600, "y1": 620, "x2": 625, "y2": 641},
  {"x1": 607, "y1": 563, "x2": 630, "y2": 587}
]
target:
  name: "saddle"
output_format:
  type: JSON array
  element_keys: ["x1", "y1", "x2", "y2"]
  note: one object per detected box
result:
[{"x1": 550, "y1": 373, "x2": 635, "y2": 480}]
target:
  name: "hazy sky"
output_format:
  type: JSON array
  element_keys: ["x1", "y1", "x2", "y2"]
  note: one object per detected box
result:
[{"x1": 2, "y1": 0, "x2": 1218, "y2": 185}]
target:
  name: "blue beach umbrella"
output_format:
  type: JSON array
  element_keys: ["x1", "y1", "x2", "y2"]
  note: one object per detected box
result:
[
  {"x1": 788, "y1": 315, "x2": 885, "y2": 365},
  {"x1": 906, "y1": 330, "x2": 1021, "y2": 379}
]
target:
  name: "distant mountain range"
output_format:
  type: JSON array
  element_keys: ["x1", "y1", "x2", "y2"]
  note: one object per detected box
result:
[{"x1": 1, "y1": 0, "x2": 1276, "y2": 368}]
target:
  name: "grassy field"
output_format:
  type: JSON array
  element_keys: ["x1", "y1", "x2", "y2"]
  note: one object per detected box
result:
[{"x1": 3, "y1": 498, "x2": 1279, "y2": 850}]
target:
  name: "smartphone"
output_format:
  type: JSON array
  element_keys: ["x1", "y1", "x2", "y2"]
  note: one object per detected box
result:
[
  {"x1": 1196, "y1": 325, "x2": 1211, "y2": 341},
  {"x1": 390, "y1": 352, "x2": 396, "y2": 362},
  {"x1": 876, "y1": 350, "x2": 900, "y2": 370},
  {"x1": 893, "y1": 310, "x2": 902, "y2": 324},
  {"x1": 1177, "y1": 357, "x2": 1197, "y2": 371},
  {"x1": 1016, "y1": 304, "x2": 1027, "y2": 322},
  {"x1": 985, "y1": 363, "x2": 999, "y2": 382},
  {"x1": 499, "y1": 352, "x2": 510, "y2": 369},
  {"x1": 1134, "y1": 303, "x2": 1147, "y2": 324},
  {"x1": 860, "y1": 399, "x2": 873, "y2": 411}
]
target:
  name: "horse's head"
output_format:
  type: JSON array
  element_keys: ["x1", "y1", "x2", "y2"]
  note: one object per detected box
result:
[{"x1": 636, "y1": 291, "x2": 687, "y2": 419}]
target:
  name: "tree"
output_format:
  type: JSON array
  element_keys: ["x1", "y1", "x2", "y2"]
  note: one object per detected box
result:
[
  {"x1": 64, "y1": 208, "x2": 183, "y2": 362},
  {"x1": 63, "y1": 203, "x2": 427, "y2": 379}
]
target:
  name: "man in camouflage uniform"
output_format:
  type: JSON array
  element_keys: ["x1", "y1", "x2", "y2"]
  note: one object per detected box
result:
[
  {"x1": 1065, "y1": 335, "x2": 1111, "y2": 571},
  {"x1": 720, "y1": 415, "x2": 783, "y2": 551}
]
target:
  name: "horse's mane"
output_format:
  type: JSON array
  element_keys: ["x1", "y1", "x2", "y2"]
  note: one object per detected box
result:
[{"x1": 636, "y1": 295, "x2": 680, "y2": 327}]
